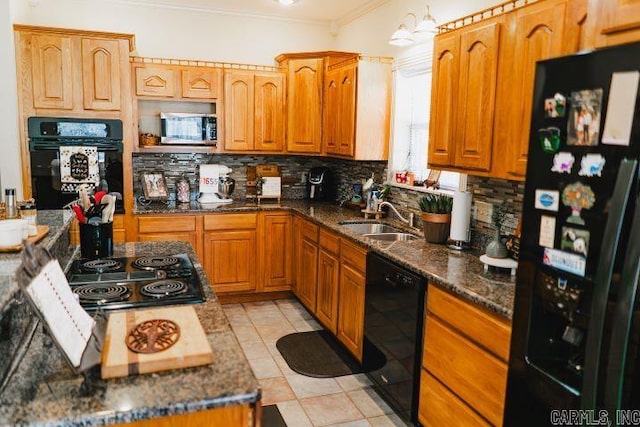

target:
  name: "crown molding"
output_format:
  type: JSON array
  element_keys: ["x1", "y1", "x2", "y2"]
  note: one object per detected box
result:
[{"x1": 337, "y1": 0, "x2": 390, "y2": 26}]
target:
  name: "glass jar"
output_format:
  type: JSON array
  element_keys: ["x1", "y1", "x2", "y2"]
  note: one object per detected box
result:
[
  {"x1": 176, "y1": 176, "x2": 191, "y2": 204},
  {"x1": 19, "y1": 202, "x2": 38, "y2": 236}
]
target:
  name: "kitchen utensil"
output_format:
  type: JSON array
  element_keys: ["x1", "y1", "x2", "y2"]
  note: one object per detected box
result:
[
  {"x1": 78, "y1": 184, "x2": 92, "y2": 211},
  {"x1": 101, "y1": 305, "x2": 214, "y2": 379},
  {"x1": 216, "y1": 177, "x2": 235, "y2": 199}
]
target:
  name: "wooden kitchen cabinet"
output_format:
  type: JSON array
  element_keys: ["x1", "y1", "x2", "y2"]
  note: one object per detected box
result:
[
  {"x1": 316, "y1": 229, "x2": 341, "y2": 334},
  {"x1": 133, "y1": 63, "x2": 222, "y2": 100},
  {"x1": 258, "y1": 212, "x2": 293, "y2": 291},
  {"x1": 284, "y1": 58, "x2": 324, "y2": 153},
  {"x1": 294, "y1": 217, "x2": 319, "y2": 312},
  {"x1": 419, "y1": 284, "x2": 511, "y2": 427},
  {"x1": 323, "y1": 68, "x2": 340, "y2": 155},
  {"x1": 181, "y1": 67, "x2": 222, "y2": 99},
  {"x1": 81, "y1": 38, "x2": 122, "y2": 110},
  {"x1": 224, "y1": 70, "x2": 285, "y2": 152},
  {"x1": 137, "y1": 215, "x2": 202, "y2": 259},
  {"x1": 336, "y1": 240, "x2": 367, "y2": 362},
  {"x1": 29, "y1": 33, "x2": 74, "y2": 110},
  {"x1": 135, "y1": 66, "x2": 176, "y2": 97},
  {"x1": 589, "y1": 0, "x2": 640, "y2": 47},
  {"x1": 203, "y1": 213, "x2": 258, "y2": 294}
]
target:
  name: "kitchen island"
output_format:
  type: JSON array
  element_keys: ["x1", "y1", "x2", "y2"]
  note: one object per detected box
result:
[{"x1": 0, "y1": 241, "x2": 260, "y2": 427}]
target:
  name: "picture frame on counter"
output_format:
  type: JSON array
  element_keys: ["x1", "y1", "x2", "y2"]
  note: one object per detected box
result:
[{"x1": 140, "y1": 171, "x2": 169, "y2": 201}]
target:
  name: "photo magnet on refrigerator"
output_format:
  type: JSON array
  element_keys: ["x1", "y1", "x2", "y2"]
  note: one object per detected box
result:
[
  {"x1": 535, "y1": 189, "x2": 560, "y2": 211},
  {"x1": 560, "y1": 227, "x2": 590, "y2": 257},
  {"x1": 538, "y1": 127, "x2": 562, "y2": 153},
  {"x1": 543, "y1": 248, "x2": 586, "y2": 277},
  {"x1": 551, "y1": 152, "x2": 575, "y2": 174},
  {"x1": 602, "y1": 71, "x2": 639, "y2": 146},
  {"x1": 578, "y1": 153, "x2": 606, "y2": 177},
  {"x1": 539, "y1": 215, "x2": 556, "y2": 248},
  {"x1": 567, "y1": 89, "x2": 603, "y2": 146},
  {"x1": 544, "y1": 93, "x2": 566, "y2": 118},
  {"x1": 562, "y1": 182, "x2": 596, "y2": 226}
]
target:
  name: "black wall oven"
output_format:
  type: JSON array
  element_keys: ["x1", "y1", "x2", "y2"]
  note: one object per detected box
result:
[{"x1": 28, "y1": 117, "x2": 124, "y2": 213}]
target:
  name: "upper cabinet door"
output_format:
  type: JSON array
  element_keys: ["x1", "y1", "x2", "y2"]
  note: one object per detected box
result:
[
  {"x1": 454, "y1": 20, "x2": 501, "y2": 171},
  {"x1": 507, "y1": 0, "x2": 566, "y2": 177},
  {"x1": 135, "y1": 66, "x2": 176, "y2": 98},
  {"x1": 338, "y1": 65, "x2": 357, "y2": 157},
  {"x1": 254, "y1": 73, "x2": 285, "y2": 152},
  {"x1": 594, "y1": 0, "x2": 640, "y2": 46},
  {"x1": 428, "y1": 33, "x2": 459, "y2": 168},
  {"x1": 81, "y1": 38, "x2": 121, "y2": 110},
  {"x1": 224, "y1": 71, "x2": 254, "y2": 151},
  {"x1": 181, "y1": 68, "x2": 221, "y2": 99},
  {"x1": 30, "y1": 34, "x2": 74, "y2": 110},
  {"x1": 323, "y1": 68, "x2": 340, "y2": 155},
  {"x1": 287, "y1": 58, "x2": 323, "y2": 153}
]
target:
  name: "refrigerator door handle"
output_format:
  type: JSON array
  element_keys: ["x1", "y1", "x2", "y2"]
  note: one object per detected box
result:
[
  {"x1": 604, "y1": 195, "x2": 640, "y2": 416},
  {"x1": 582, "y1": 158, "x2": 638, "y2": 410}
]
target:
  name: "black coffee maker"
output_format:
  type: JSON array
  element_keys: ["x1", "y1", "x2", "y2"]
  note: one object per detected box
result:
[{"x1": 306, "y1": 167, "x2": 336, "y2": 201}]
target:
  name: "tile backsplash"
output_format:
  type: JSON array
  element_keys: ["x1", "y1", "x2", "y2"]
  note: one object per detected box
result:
[{"x1": 132, "y1": 153, "x2": 523, "y2": 250}]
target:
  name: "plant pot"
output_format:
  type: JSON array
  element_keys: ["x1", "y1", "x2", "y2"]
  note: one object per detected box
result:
[{"x1": 421, "y1": 212, "x2": 451, "y2": 244}]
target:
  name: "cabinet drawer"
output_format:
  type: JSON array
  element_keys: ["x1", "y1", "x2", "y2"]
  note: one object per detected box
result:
[
  {"x1": 341, "y1": 240, "x2": 366, "y2": 271},
  {"x1": 419, "y1": 369, "x2": 490, "y2": 427},
  {"x1": 300, "y1": 218, "x2": 319, "y2": 243},
  {"x1": 319, "y1": 229, "x2": 340, "y2": 255},
  {"x1": 138, "y1": 215, "x2": 196, "y2": 233},
  {"x1": 423, "y1": 315, "x2": 507, "y2": 427},
  {"x1": 204, "y1": 213, "x2": 257, "y2": 230},
  {"x1": 427, "y1": 285, "x2": 511, "y2": 361}
]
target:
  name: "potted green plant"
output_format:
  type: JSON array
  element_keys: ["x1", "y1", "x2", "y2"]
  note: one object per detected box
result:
[{"x1": 418, "y1": 194, "x2": 453, "y2": 244}]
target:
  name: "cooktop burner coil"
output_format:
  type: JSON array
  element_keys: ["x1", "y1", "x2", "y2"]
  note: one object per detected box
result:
[
  {"x1": 81, "y1": 259, "x2": 123, "y2": 273},
  {"x1": 73, "y1": 284, "x2": 132, "y2": 304},
  {"x1": 133, "y1": 256, "x2": 180, "y2": 271},
  {"x1": 139, "y1": 280, "x2": 188, "y2": 298}
]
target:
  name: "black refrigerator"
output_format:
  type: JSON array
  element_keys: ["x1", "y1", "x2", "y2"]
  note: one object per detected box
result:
[{"x1": 505, "y1": 42, "x2": 640, "y2": 426}]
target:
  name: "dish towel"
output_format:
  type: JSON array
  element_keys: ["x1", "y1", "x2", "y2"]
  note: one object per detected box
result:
[{"x1": 59, "y1": 146, "x2": 99, "y2": 193}]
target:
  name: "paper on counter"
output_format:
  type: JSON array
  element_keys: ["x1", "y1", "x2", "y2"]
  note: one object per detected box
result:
[{"x1": 261, "y1": 177, "x2": 281, "y2": 197}]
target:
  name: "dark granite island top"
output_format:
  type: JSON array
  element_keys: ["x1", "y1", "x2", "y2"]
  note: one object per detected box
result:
[
  {"x1": 135, "y1": 200, "x2": 516, "y2": 319},
  {"x1": 0, "y1": 241, "x2": 259, "y2": 427}
]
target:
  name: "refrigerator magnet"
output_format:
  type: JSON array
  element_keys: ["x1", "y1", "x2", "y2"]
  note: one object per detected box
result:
[
  {"x1": 578, "y1": 153, "x2": 606, "y2": 177},
  {"x1": 561, "y1": 182, "x2": 595, "y2": 226},
  {"x1": 535, "y1": 189, "x2": 560, "y2": 211},
  {"x1": 539, "y1": 215, "x2": 556, "y2": 248},
  {"x1": 543, "y1": 248, "x2": 586, "y2": 277},
  {"x1": 551, "y1": 152, "x2": 575, "y2": 174},
  {"x1": 567, "y1": 89, "x2": 603, "y2": 147},
  {"x1": 560, "y1": 226, "x2": 590, "y2": 257},
  {"x1": 544, "y1": 93, "x2": 566, "y2": 118},
  {"x1": 602, "y1": 71, "x2": 639, "y2": 146},
  {"x1": 538, "y1": 127, "x2": 562, "y2": 153}
]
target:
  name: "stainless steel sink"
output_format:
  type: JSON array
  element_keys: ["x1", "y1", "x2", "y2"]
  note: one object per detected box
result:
[
  {"x1": 339, "y1": 222, "x2": 404, "y2": 234},
  {"x1": 363, "y1": 232, "x2": 419, "y2": 242}
]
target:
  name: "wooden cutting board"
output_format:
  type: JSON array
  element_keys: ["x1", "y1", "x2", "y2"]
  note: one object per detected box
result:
[{"x1": 101, "y1": 306, "x2": 213, "y2": 379}]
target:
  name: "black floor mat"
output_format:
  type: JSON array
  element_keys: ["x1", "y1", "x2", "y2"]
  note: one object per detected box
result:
[
  {"x1": 262, "y1": 405, "x2": 287, "y2": 427},
  {"x1": 276, "y1": 330, "x2": 386, "y2": 378}
]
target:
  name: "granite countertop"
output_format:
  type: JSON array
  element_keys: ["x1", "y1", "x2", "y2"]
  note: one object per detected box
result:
[
  {"x1": 0, "y1": 241, "x2": 259, "y2": 427},
  {"x1": 0, "y1": 210, "x2": 75, "y2": 311},
  {"x1": 135, "y1": 200, "x2": 516, "y2": 319}
]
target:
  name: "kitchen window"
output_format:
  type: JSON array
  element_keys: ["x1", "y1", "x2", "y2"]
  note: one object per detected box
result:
[{"x1": 389, "y1": 50, "x2": 461, "y2": 191}]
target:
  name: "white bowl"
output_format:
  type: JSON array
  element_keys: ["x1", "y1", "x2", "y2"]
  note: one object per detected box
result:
[{"x1": 0, "y1": 219, "x2": 27, "y2": 247}]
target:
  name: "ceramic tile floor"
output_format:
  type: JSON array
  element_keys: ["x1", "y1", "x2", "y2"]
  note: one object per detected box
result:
[{"x1": 222, "y1": 299, "x2": 412, "y2": 427}]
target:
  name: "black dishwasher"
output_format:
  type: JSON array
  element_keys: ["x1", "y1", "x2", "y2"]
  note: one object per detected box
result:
[{"x1": 364, "y1": 253, "x2": 426, "y2": 425}]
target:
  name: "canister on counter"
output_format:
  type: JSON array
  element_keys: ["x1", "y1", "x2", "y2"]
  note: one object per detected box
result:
[
  {"x1": 5, "y1": 189, "x2": 17, "y2": 219},
  {"x1": 19, "y1": 202, "x2": 38, "y2": 236},
  {"x1": 176, "y1": 175, "x2": 191, "y2": 204}
]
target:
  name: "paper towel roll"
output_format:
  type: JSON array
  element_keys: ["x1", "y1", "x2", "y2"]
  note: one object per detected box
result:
[{"x1": 450, "y1": 191, "x2": 472, "y2": 242}]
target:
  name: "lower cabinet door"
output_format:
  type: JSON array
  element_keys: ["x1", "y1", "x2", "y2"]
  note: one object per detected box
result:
[
  {"x1": 419, "y1": 370, "x2": 490, "y2": 427},
  {"x1": 337, "y1": 263, "x2": 365, "y2": 361},
  {"x1": 261, "y1": 213, "x2": 293, "y2": 291},
  {"x1": 316, "y1": 249, "x2": 340, "y2": 334},
  {"x1": 203, "y1": 230, "x2": 257, "y2": 293},
  {"x1": 296, "y1": 238, "x2": 318, "y2": 313}
]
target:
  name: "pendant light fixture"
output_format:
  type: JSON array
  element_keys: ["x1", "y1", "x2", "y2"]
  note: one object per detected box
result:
[
  {"x1": 275, "y1": 0, "x2": 298, "y2": 5},
  {"x1": 389, "y1": 4, "x2": 438, "y2": 46}
]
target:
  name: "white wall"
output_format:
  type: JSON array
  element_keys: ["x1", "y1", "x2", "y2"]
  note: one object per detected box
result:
[
  {"x1": 335, "y1": 0, "x2": 503, "y2": 57},
  {"x1": 0, "y1": 0, "x2": 21, "y2": 199},
  {"x1": 11, "y1": 0, "x2": 334, "y2": 65}
]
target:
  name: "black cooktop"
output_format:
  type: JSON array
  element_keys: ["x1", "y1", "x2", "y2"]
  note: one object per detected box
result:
[{"x1": 67, "y1": 254, "x2": 205, "y2": 311}]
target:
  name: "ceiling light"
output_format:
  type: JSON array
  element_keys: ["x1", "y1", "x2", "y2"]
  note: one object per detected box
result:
[
  {"x1": 276, "y1": 0, "x2": 298, "y2": 5},
  {"x1": 389, "y1": 4, "x2": 438, "y2": 46}
]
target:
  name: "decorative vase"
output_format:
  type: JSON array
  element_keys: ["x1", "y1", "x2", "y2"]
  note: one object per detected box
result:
[
  {"x1": 421, "y1": 212, "x2": 451, "y2": 244},
  {"x1": 485, "y1": 230, "x2": 508, "y2": 258}
]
